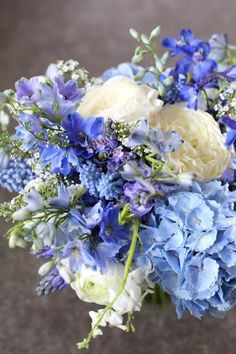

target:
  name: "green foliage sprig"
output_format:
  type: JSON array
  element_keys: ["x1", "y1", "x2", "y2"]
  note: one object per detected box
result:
[{"x1": 129, "y1": 26, "x2": 173, "y2": 95}]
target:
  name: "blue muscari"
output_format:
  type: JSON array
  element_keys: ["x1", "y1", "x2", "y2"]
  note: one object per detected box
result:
[
  {"x1": 97, "y1": 172, "x2": 123, "y2": 200},
  {"x1": 135, "y1": 181, "x2": 236, "y2": 319},
  {"x1": 78, "y1": 161, "x2": 123, "y2": 200},
  {"x1": 77, "y1": 161, "x2": 102, "y2": 196},
  {"x1": 36, "y1": 268, "x2": 67, "y2": 296},
  {"x1": 0, "y1": 157, "x2": 36, "y2": 192}
]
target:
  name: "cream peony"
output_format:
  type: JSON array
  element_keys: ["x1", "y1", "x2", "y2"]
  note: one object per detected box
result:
[
  {"x1": 78, "y1": 76, "x2": 163, "y2": 122},
  {"x1": 150, "y1": 103, "x2": 231, "y2": 181},
  {"x1": 70, "y1": 264, "x2": 145, "y2": 314}
]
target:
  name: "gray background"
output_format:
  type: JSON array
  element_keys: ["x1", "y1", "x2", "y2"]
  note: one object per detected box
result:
[{"x1": 1, "y1": 0, "x2": 236, "y2": 353}]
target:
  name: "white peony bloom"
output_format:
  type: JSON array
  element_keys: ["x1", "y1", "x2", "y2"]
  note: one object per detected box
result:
[
  {"x1": 151, "y1": 103, "x2": 231, "y2": 181},
  {"x1": 78, "y1": 76, "x2": 163, "y2": 122},
  {"x1": 71, "y1": 264, "x2": 146, "y2": 314}
]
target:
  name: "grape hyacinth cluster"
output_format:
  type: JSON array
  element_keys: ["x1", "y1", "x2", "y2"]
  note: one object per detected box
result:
[
  {"x1": 0, "y1": 157, "x2": 36, "y2": 192},
  {"x1": 36, "y1": 268, "x2": 67, "y2": 296}
]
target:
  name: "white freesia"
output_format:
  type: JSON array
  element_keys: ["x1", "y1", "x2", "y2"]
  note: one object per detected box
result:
[
  {"x1": 78, "y1": 76, "x2": 163, "y2": 122},
  {"x1": 71, "y1": 263, "x2": 146, "y2": 314},
  {"x1": 151, "y1": 103, "x2": 231, "y2": 181},
  {"x1": 89, "y1": 309, "x2": 126, "y2": 337}
]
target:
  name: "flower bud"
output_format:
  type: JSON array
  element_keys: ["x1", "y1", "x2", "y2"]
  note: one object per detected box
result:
[{"x1": 38, "y1": 261, "x2": 54, "y2": 276}]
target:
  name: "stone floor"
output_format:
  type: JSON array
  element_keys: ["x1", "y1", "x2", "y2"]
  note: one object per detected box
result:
[{"x1": 1, "y1": 1, "x2": 236, "y2": 353}]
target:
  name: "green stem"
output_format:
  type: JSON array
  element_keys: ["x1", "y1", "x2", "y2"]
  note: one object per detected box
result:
[{"x1": 77, "y1": 218, "x2": 140, "y2": 350}]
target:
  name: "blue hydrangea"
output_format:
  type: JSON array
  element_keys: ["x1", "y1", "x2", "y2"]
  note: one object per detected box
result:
[
  {"x1": 135, "y1": 181, "x2": 236, "y2": 319},
  {"x1": 0, "y1": 157, "x2": 36, "y2": 192}
]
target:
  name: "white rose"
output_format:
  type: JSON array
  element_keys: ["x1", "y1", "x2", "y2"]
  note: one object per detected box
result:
[
  {"x1": 151, "y1": 103, "x2": 231, "y2": 181},
  {"x1": 78, "y1": 76, "x2": 163, "y2": 122},
  {"x1": 71, "y1": 264, "x2": 146, "y2": 314}
]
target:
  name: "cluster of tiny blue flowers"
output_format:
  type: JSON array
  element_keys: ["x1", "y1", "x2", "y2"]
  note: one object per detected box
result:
[
  {"x1": 78, "y1": 162, "x2": 123, "y2": 200},
  {"x1": 96, "y1": 172, "x2": 123, "y2": 200},
  {"x1": 77, "y1": 161, "x2": 102, "y2": 196},
  {"x1": 0, "y1": 157, "x2": 36, "y2": 192}
]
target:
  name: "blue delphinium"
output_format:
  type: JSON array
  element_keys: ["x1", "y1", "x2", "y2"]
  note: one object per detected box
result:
[
  {"x1": 125, "y1": 119, "x2": 183, "y2": 154},
  {"x1": 99, "y1": 204, "x2": 131, "y2": 258},
  {"x1": 40, "y1": 144, "x2": 78, "y2": 176},
  {"x1": 16, "y1": 74, "x2": 83, "y2": 120},
  {"x1": 0, "y1": 157, "x2": 36, "y2": 192},
  {"x1": 161, "y1": 29, "x2": 218, "y2": 109},
  {"x1": 62, "y1": 113, "x2": 104, "y2": 147},
  {"x1": 135, "y1": 181, "x2": 236, "y2": 318},
  {"x1": 162, "y1": 29, "x2": 217, "y2": 82}
]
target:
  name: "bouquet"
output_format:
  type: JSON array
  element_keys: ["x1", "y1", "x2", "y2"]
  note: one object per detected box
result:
[{"x1": 1, "y1": 26, "x2": 236, "y2": 350}]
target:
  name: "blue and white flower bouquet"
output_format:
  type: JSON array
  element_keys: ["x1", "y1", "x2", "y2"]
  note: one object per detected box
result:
[{"x1": 1, "y1": 26, "x2": 236, "y2": 349}]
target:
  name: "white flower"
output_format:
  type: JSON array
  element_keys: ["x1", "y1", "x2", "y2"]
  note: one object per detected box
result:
[
  {"x1": 89, "y1": 309, "x2": 126, "y2": 337},
  {"x1": 78, "y1": 76, "x2": 163, "y2": 122},
  {"x1": 36, "y1": 222, "x2": 56, "y2": 246},
  {"x1": 12, "y1": 207, "x2": 30, "y2": 221},
  {"x1": 71, "y1": 264, "x2": 146, "y2": 314},
  {"x1": 57, "y1": 265, "x2": 74, "y2": 284},
  {"x1": 151, "y1": 103, "x2": 231, "y2": 181}
]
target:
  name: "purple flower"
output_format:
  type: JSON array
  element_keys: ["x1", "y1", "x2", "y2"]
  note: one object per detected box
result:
[
  {"x1": 124, "y1": 181, "x2": 156, "y2": 216},
  {"x1": 15, "y1": 76, "x2": 41, "y2": 102},
  {"x1": 34, "y1": 246, "x2": 55, "y2": 260}
]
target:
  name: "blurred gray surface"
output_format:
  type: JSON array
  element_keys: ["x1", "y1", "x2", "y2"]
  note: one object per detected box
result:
[{"x1": 1, "y1": 0, "x2": 236, "y2": 353}]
